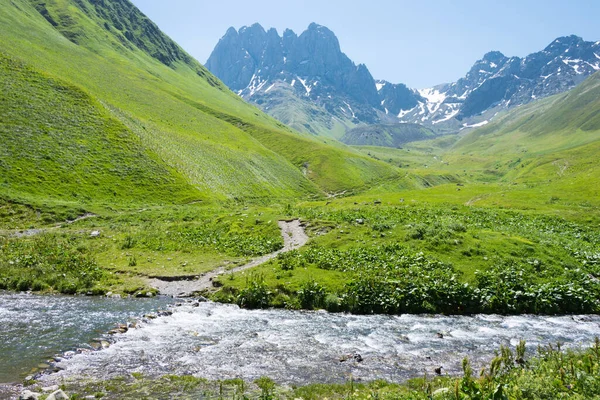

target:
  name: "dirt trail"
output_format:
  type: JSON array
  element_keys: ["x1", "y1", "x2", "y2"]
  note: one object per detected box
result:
[
  {"x1": 148, "y1": 220, "x2": 309, "y2": 297},
  {"x1": 1, "y1": 213, "x2": 97, "y2": 238}
]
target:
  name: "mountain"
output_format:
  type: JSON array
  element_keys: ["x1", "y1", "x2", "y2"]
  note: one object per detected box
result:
[
  {"x1": 397, "y1": 36, "x2": 600, "y2": 127},
  {"x1": 340, "y1": 124, "x2": 435, "y2": 148},
  {"x1": 207, "y1": 25, "x2": 600, "y2": 138},
  {"x1": 452, "y1": 70, "x2": 600, "y2": 156},
  {"x1": 443, "y1": 70, "x2": 600, "y2": 195},
  {"x1": 206, "y1": 23, "x2": 412, "y2": 137},
  {"x1": 0, "y1": 0, "x2": 402, "y2": 207}
]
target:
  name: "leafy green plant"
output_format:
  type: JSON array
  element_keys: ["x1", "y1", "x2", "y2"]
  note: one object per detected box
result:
[
  {"x1": 237, "y1": 274, "x2": 271, "y2": 309},
  {"x1": 297, "y1": 279, "x2": 326, "y2": 310}
]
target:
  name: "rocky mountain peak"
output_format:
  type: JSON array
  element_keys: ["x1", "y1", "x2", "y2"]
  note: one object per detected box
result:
[
  {"x1": 481, "y1": 51, "x2": 506, "y2": 63},
  {"x1": 206, "y1": 24, "x2": 600, "y2": 137},
  {"x1": 206, "y1": 22, "x2": 385, "y2": 124},
  {"x1": 544, "y1": 34, "x2": 584, "y2": 52},
  {"x1": 224, "y1": 26, "x2": 238, "y2": 38}
]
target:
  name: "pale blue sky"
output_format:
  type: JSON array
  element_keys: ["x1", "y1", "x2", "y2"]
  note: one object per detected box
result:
[{"x1": 130, "y1": 0, "x2": 599, "y2": 88}]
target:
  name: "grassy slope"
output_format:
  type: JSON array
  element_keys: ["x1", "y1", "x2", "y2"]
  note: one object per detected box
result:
[
  {"x1": 0, "y1": 0, "x2": 400, "y2": 206},
  {"x1": 0, "y1": 52, "x2": 198, "y2": 206},
  {"x1": 446, "y1": 72, "x2": 600, "y2": 196}
]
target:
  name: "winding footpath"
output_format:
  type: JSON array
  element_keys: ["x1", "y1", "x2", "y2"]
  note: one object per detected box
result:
[{"x1": 148, "y1": 220, "x2": 308, "y2": 297}]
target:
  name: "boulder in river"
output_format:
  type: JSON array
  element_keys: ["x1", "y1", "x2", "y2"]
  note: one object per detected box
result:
[
  {"x1": 46, "y1": 390, "x2": 69, "y2": 400},
  {"x1": 339, "y1": 353, "x2": 363, "y2": 363},
  {"x1": 19, "y1": 390, "x2": 39, "y2": 400}
]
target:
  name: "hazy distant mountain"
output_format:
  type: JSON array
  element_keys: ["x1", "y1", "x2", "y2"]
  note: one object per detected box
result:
[
  {"x1": 206, "y1": 23, "x2": 409, "y2": 136},
  {"x1": 398, "y1": 35, "x2": 600, "y2": 128},
  {"x1": 340, "y1": 123, "x2": 435, "y2": 148},
  {"x1": 207, "y1": 25, "x2": 600, "y2": 138}
]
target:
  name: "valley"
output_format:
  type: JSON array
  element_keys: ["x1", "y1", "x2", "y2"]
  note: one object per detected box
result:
[{"x1": 0, "y1": 0, "x2": 599, "y2": 398}]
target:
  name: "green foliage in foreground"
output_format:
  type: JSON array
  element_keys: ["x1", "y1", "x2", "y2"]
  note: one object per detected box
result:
[
  {"x1": 0, "y1": 234, "x2": 105, "y2": 294},
  {"x1": 0, "y1": 204, "x2": 286, "y2": 294},
  {"x1": 215, "y1": 202, "x2": 600, "y2": 315},
  {"x1": 38, "y1": 339, "x2": 600, "y2": 399}
]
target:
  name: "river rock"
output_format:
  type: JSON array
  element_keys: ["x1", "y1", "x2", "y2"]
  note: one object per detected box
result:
[
  {"x1": 109, "y1": 324, "x2": 128, "y2": 334},
  {"x1": 42, "y1": 385, "x2": 59, "y2": 392},
  {"x1": 46, "y1": 389, "x2": 69, "y2": 400},
  {"x1": 339, "y1": 353, "x2": 363, "y2": 363},
  {"x1": 90, "y1": 230, "x2": 101, "y2": 238},
  {"x1": 158, "y1": 310, "x2": 173, "y2": 317},
  {"x1": 19, "y1": 390, "x2": 39, "y2": 400},
  {"x1": 90, "y1": 341, "x2": 102, "y2": 350}
]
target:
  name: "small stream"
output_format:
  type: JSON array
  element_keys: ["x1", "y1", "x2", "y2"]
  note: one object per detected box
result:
[{"x1": 2, "y1": 292, "x2": 600, "y2": 395}]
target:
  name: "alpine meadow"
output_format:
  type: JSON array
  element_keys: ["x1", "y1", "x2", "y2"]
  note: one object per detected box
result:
[{"x1": 1, "y1": 0, "x2": 600, "y2": 399}]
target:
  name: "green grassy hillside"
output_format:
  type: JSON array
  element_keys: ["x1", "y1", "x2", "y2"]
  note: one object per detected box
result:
[
  {"x1": 438, "y1": 71, "x2": 600, "y2": 206},
  {"x1": 0, "y1": 52, "x2": 197, "y2": 205},
  {"x1": 0, "y1": 0, "x2": 400, "y2": 206}
]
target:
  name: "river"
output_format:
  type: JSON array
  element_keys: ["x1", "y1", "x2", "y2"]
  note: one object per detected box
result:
[
  {"x1": 1, "y1": 293, "x2": 600, "y2": 397},
  {"x1": 0, "y1": 292, "x2": 173, "y2": 383}
]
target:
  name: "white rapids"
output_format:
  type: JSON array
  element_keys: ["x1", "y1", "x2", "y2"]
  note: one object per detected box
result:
[{"x1": 41, "y1": 301, "x2": 600, "y2": 386}]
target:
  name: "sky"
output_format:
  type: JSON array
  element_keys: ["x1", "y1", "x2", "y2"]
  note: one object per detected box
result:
[{"x1": 130, "y1": 0, "x2": 600, "y2": 89}]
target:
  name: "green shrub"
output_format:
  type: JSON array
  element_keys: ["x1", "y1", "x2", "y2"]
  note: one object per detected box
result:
[
  {"x1": 297, "y1": 279, "x2": 326, "y2": 310},
  {"x1": 237, "y1": 274, "x2": 271, "y2": 309},
  {"x1": 276, "y1": 250, "x2": 305, "y2": 271}
]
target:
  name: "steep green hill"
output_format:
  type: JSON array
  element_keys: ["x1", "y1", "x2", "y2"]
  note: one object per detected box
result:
[
  {"x1": 0, "y1": 0, "x2": 401, "y2": 206},
  {"x1": 0, "y1": 52, "x2": 197, "y2": 205}
]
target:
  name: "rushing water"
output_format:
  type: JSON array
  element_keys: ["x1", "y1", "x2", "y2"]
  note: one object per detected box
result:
[
  {"x1": 2, "y1": 292, "x2": 600, "y2": 395},
  {"x1": 33, "y1": 301, "x2": 600, "y2": 387},
  {"x1": 0, "y1": 292, "x2": 173, "y2": 384}
]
